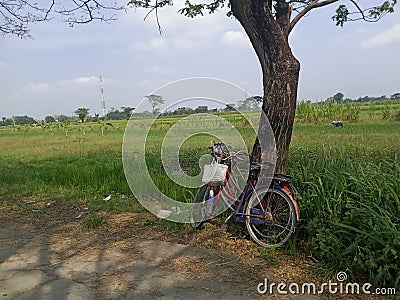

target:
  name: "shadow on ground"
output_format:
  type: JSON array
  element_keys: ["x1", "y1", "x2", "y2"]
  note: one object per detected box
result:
[{"x1": 0, "y1": 201, "x2": 330, "y2": 299}]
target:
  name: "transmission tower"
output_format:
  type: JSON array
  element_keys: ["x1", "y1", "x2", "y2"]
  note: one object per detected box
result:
[{"x1": 99, "y1": 76, "x2": 106, "y2": 117}]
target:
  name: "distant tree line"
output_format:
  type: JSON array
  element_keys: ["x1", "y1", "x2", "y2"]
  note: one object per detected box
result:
[
  {"x1": 160, "y1": 103, "x2": 251, "y2": 117},
  {"x1": 0, "y1": 115, "x2": 37, "y2": 126},
  {"x1": 321, "y1": 92, "x2": 400, "y2": 104},
  {"x1": 1, "y1": 92, "x2": 399, "y2": 127},
  {"x1": 105, "y1": 107, "x2": 135, "y2": 120},
  {"x1": 0, "y1": 106, "x2": 135, "y2": 127}
]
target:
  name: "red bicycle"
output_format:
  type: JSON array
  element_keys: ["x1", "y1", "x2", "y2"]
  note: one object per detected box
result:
[{"x1": 190, "y1": 142, "x2": 300, "y2": 248}]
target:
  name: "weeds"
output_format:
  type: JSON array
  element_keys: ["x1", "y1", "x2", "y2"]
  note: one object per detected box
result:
[
  {"x1": 144, "y1": 218, "x2": 157, "y2": 226},
  {"x1": 83, "y1": 214, "x2": 107, "y2": 229},
  {"x1": 259, "y1": 247, "x2": 279, "y2": 266},
  {"x1": 0, "y1": 106, "x2": 399, "y2": 287},
  {"x1": 291, "y1": 148, "x2": 400, "y2": 287}
]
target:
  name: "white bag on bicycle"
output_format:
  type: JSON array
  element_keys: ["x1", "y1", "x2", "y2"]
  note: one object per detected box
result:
[{"x1": 202, "y1": 163, "x2": 228, "y2": 186}]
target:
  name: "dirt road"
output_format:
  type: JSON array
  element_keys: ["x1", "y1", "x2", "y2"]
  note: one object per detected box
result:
[{"x1": 0, "y1": 201, "x2": 325, "y2": 299}]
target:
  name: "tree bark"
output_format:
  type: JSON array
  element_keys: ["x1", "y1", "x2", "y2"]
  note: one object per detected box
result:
[{"x1": 230, "y1": 0, "x2": 300, "y2": 175}]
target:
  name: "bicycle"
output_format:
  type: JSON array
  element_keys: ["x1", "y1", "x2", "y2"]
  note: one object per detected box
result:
[{"x1": 190, "y1": 141, "x2": 300, "y2": 248}]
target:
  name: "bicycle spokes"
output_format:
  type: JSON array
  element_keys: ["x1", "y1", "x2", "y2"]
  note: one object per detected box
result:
[
  {"x1": 246, "y1": 188, "x2": 297, "y2": 248},
  {"x1": 191, "y1": 141, "x2": 298, "y2": 247}
]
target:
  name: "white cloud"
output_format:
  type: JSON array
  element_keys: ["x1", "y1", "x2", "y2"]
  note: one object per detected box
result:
[
  {"x1": 16, "y1": 76, "x2": 98, "y2": 101},
  {"x1": 172, "y1": 37, "x2": 203, "y2": 50},
  {"x1": 12, "y1": 76, "x2": 102, "y2": 119},
  {"x1": 139, "y1": 79, "x2": 167, "y2": 90},
  {"x1": 222, "y1": 30, "x2": 250, "y2": 47},
  {"x1": 54, "y1": 76, "x2": 99, "y2": 86},
  {"x1": 132, "y1": 37, "x2": 168, "y2": 52},
  {"x1": 24, "y1": 82, "x2": 50, "y2": 93},
  {"x1": 144, "y1": 65, "x2": 169, "y2": 75},
  {"x1": 73, "y1": 76, "x2": 98, "y2": 84},
  {"x1": 361, "y1": 23, "x2": 400, "y2": 48}
]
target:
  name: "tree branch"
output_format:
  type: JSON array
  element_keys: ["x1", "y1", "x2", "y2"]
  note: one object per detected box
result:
[
  {"x1": 57, "y1": 0, "x2": 123, "y2": 25},
  {"x1": 0, "y1": 0, "x2": 125, "y2": 38},
  {"x1": 142, "y1": 0, "x2": 163, "y2": 34},
  {"x1": 344, "y1": 0, "x2": 395, "y2": 23},
  {"x1": 289, "y1": 0, "x2": 339, "y2": 33}
]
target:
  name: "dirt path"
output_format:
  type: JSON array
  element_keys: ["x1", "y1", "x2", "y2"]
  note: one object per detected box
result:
[
  {"x1": 0, "y1": 221, "x2": 259, "y2": 299},
  {"x1": 0, "y1": 200, "x2": 342, "y2": 299}
]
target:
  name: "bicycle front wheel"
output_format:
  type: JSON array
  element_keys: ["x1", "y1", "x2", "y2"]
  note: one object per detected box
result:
[
  {"x1": 245, "y1": 187, "x2": 297, "y2": 248},
  {"x1": 190, "y1": 185, "x2": 210, "y2": 228}
]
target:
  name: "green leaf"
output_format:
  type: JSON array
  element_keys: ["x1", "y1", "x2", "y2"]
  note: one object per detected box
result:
[{"x1": 332, "y1": 5, "x2": 349, "y2": 27}]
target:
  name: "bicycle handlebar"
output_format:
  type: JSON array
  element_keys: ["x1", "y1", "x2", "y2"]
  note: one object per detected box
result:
[
  {"x1": 209, "y1": 140, "x2": 248, "y2": 161},
  {"x1": 208, "y1": 141, "x2": 274, "y2": 167},
  {"x1": 225, "y1": 150, "x2": 247, "y2": 161}
]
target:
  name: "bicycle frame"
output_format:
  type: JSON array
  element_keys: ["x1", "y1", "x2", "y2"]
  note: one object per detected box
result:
[
  {"x1": 207, "y1": 155, "x2": 300, "y2": 223},
  {"x1": 193, "y1": 141, "x2": 300, "y2": 247}
]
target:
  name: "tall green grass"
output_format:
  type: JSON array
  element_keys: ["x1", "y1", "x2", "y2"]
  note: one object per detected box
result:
[
  {"x1": 290, "y1": 148, "x2": 399, "y2": 287},
  {"x1": 296, "y1": 99, "x2": 400, "y2": 123},
  {"x1": 0, "y1": 111, "x2": 399, "y2": 287},
  {"x1": 288, "y1": 120, "x2": 399, "y2": 287},
  {"x1": 0, "y1": 153, "x2": 129, "y2": 201}
]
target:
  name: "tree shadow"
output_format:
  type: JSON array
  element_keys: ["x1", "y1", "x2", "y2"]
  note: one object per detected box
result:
[{"x1": 0, "y1": 210, "x2": 267, "y2": 299}]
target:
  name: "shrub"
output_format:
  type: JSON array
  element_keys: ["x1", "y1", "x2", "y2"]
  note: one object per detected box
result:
[
  {"x1": 395, "y1": 111, "x2": 400, "y2": 121},
  {"x1": 291, "y1": 149, "x2": 400, "y2": 287}
]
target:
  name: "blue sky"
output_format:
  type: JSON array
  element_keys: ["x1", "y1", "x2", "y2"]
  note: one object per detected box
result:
[{"x1": 1, "y1": 1, "x2": 399, "y2": 119}]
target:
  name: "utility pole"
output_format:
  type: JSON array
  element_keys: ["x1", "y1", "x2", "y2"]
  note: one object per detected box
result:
[{"x1": 99, "y1": 76, "x2": 106, "y2": 117}]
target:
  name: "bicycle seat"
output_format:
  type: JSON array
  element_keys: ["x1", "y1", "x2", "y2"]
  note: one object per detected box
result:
[
  {"x1": 272, "y1": 174, "x2": 292, "y2": 182},
  {"x1": 250, "y1": 163, "x2": 261, "y2": 171},
  {"x1": 250, "y1": 162, "x2": 275, "y2": 171}
]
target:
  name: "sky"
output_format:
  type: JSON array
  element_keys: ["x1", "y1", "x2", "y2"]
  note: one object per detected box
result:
[{"x1": 1, "y1": 1, "x2": 400, "y2": 120}]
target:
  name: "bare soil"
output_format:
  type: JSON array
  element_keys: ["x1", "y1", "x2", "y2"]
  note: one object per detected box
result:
[{"x1": 0, "y1": 198, "x2": 373, "y2": 299}]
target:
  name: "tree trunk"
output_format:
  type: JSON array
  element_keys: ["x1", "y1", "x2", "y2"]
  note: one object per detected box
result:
[{"x1": 230, "y1": 1, "x2": 300, "y2": 175}]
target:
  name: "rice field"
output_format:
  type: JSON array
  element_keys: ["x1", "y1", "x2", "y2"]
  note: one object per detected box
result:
[{"x1": 0, "y1": 101, "x2": 399, "y2": 287}]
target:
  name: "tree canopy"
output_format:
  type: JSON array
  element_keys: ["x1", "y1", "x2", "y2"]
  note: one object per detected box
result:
[
  {"x1": 0, "y1": 0, "x2": 123, "y2": 38},
  {"x1": 130, "y1": 1, "x2": 397, "y2": 33},
  {"x1": 1, "y1": 1, "x2": 396, "y2": 38},
  {"x1": 145, "y1": 94, "x2": 165, "y2": 115},
  {"x1": 74, "y1": 107, "x2": 90, "y2": 123},
  {"x1": 2, "y1": 0, "x2": 396, "y2": 173}
]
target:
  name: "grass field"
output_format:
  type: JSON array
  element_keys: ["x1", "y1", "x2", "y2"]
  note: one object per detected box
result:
[{"x1": 0, "y1": 103, "x2": 399, "y2": 287}]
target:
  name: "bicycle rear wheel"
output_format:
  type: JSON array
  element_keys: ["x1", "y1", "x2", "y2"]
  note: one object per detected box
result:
[
  {"x1": 190, "y1": 185, "x2": 210, "y2": 228},
  {"x1": 245, "y1": 187, "x2": 297, "y2": 248}
]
